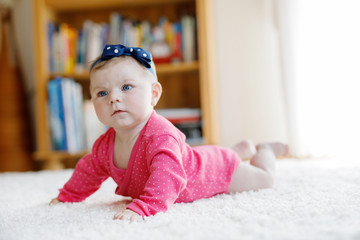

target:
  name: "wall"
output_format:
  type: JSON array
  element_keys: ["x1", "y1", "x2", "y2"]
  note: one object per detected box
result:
[{"x1": 213, "y1": 0, "x2": 288, "y2": 147}]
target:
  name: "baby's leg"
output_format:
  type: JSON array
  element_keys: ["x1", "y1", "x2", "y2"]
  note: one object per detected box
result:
[
  {"x1": 228, "y1": 142, "x2": 288, "y2": 193},
  {"x1": 232, "y1": 139, "x2": 256, "y2": 160}
]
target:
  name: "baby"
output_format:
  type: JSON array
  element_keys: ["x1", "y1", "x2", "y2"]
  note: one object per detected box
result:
[{"x1": 50, "y1": 44, "x2": 289, "y2": 221}]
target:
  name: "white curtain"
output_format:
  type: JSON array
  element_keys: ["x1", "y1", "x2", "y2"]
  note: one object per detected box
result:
[{"x1": 276, "y1": 0, "x2": 360, "y2": 158}]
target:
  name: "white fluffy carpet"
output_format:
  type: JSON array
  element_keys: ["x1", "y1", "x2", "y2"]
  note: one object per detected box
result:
[{"x1": 1, "y1": 158, "x2": 360, "y2": 240}]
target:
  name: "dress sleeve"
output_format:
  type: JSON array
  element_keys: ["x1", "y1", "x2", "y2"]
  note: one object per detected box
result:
[
  {"x1": 58, "y1": 150, "x2": 109, "y2": 202},
  {"x1": 126, "y1": 136, "x2": 187, "y2": 217}
]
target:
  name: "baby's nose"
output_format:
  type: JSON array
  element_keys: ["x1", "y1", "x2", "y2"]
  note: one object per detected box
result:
[
  {"x1": 109, "y1": 98, "x2": 120, "y2": 104},
  {"x1": 109, "y1": 92, "x2": 121, "y2": 104}
]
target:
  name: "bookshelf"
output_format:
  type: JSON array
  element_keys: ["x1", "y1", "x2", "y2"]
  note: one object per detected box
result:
[{"x1": 33, "y1": 0, "x2": 219, "y2": 170}]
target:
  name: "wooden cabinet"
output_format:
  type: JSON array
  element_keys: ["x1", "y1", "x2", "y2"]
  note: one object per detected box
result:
[{"x1": 32, "y1": 0, "x2": 218, "y2": 169}]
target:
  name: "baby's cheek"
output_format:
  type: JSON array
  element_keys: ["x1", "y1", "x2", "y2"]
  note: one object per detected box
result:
[{"x1": 93, "y1": 105, "x2": 109, "y2": 125}]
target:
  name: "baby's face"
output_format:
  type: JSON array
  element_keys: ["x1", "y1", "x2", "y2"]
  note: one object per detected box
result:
[{"x1": 90, "y1": 58, "x2": 161, "y2": 131}]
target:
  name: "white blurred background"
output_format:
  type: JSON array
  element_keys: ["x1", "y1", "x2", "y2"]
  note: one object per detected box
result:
[{"x1": 215, "y1": 0, "x2": 360, "y2": 159}]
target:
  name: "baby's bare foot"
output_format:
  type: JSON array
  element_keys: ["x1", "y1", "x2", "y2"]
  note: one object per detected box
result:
[
  {"x1": 256, "y1": 142, "x2": 289, "y2": 158},
  {"x1": 232, "y1": 139, "x2": 256, "y2": 160}
]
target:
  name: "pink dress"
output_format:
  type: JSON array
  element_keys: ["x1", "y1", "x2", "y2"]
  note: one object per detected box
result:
[{"x1": 58, "y1": 111, "x2": 241, "y2": 217}]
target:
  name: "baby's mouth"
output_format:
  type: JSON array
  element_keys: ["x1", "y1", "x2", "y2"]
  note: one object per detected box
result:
[{"x1": 112, "y1": 110, "x2": 125, "y2": 116}]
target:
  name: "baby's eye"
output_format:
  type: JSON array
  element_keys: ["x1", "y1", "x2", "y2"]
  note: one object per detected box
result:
[
  {"x1": 97, "y1": 91, "x2": 108, "y2": 97},
  {"x1": 122, "y1": 85, "x2": 133, "y2": 91}
]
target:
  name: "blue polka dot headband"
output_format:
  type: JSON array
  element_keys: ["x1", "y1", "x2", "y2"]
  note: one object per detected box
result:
[{"x1": 90, "y1": 44, "x2": 155, "y2": 76}]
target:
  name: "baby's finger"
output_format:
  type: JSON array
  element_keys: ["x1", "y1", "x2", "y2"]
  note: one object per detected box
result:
[
  {"x1": 113, "y1": 213, "x2": 123, "y2": 220},
  {"x1": 130, "y1": 214, "x2": 141, "y2": 222},
  {"x1": 49, "y1": 198, "x2": 61, "y2": 205}
]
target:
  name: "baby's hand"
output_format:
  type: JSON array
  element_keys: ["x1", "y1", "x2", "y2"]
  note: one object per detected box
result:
[
  {"x1": 49, "y1": 198, "x2": 62, "y2": 205},
  {"x1": 113, "y1": 209, "x2": 142, "y2": 222}
]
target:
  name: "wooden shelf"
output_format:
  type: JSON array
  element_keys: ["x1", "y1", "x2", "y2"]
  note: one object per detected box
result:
[
  {"x1": 33, "y1": 0, "x2": 218, "y2": 169},
  {"x1": 33, "y1": 150, "x2": 89, "y2": 169},
  {"x1": 34, "y1": 150, "x2": 89, "y2": 161},
  {"x1": 49, "y1": 61, "x2": 199, "y2": 81},
  {"x1": 156, "y1": 61, "x2": 199, "y2": 75},
  {"x1": 45, "y1": 0, "x2": 193, "y2": 11}
]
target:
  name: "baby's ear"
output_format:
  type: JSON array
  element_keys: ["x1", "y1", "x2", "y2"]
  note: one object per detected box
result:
[{"x1": 151, "y1": 82, "x2": 162, "y2": 106}]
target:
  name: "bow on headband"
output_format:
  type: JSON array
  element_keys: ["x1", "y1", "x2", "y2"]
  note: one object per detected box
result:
[{"x1": 90, "y1": 44, "x2": 155, "y2": 76}]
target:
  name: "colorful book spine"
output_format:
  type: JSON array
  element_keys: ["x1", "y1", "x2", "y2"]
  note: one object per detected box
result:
[
  {"x1": 156, "y1": 108, "x2": 203, "y2": 144},
  {"x1": 60, "y1": 78, "x2": 76, "y2": 152},
  {"x1": 47, "y1": 78, "x2": 87, "y2": 152},
  {"x1": 47, "y1": 77, "x2": 67, "y2": 150},
  {"x1": 47, "y1": 22, "x2": 55, "y2": 73},
  {"x1": 109, "y1": 13, "x2": 122, "y2": 44},
  {"x1": 181, "y1": 15, "x2": 196, "y2": 62},
  {"x1": 72, "y1": 82, "x2": 86, "y2": 151},
  {"x1": 47, "y1": 14, "x2": 196, "y2": 73}
]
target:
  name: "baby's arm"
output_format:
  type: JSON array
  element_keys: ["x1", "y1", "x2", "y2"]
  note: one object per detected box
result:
[
  {"x1": 50, "y1": 153, "x2": 109, "y2": 203},
  {"x1": 126, "y1": 136, "x2": 187, "y2": 217}
]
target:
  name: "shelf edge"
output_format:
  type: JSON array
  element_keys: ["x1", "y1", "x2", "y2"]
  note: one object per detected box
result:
[
  {"x1": 45, "y1": 0, "x2": 194, "y2": 11},
  {"x1": 33, "y1": 150, "x2": 89, "y2": 161},
  {"x1": 49, "y1": 61, "x2": 199, "y2": 80}
]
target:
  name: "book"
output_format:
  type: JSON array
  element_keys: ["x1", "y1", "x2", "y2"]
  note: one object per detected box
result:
[
  {"x1": 47, "y1": 22, "x2": 55, "y2": 73},
  {"x1": 60, "y1": 78, "x2": 77, "y2": 152},
  {"x1": 71, "y1": 81, "x2": 86, "y2": 152},
  {"x1": 172, "y1": 22, "x2": 183, "y2": 62},
  {"x1": 181, "y1": 15, "x2": 196, "y2": 62},
  {"x1": 84, "y1": 20, "x2": 103, "y2": 69},
  {"x1": 175, "y1": 121, "x2": 203, "y2": 145},
  {"x1": 52, "y1": 25, "x2": 63, "y2": 73},
  {"x1": 156, "y1": 108, "x2": 203, "y2": 144},
  {"x1": 75, "y1": 29, "x2": 86, "y2": 73},
  {"x1": 140, "y1": 20, "x2": 152, "y2": 51},
  {"x1": 156, "y1": 108, "x2": 201, "y2": 124},
  {"x1": 47, "y1": 77, "x2": 67, "y2": 150},
  {"x1": 47, "y1": 14, "x2": 197, "y2": 73},
  {"x1": 47, "y1": 78, "x2": 87, "y2": 152},
  {"x1": 109, "y1": 13, "x2": 122, "y2": 44}
]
